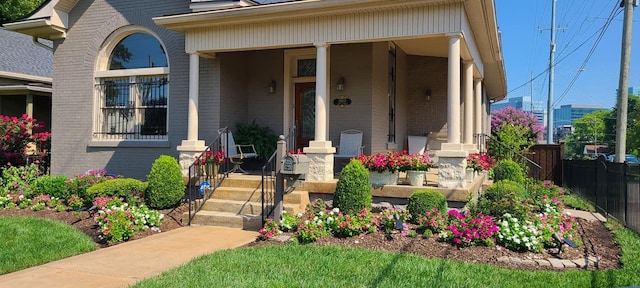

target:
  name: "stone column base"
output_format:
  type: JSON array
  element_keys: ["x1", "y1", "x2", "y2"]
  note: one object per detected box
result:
[
  {"x1": 177, "y1": 139, "x2": 207, "y2": 178},
  {"x1": 303, "y1": 140, "x2": 336, "y2": 182},
  {"x1": 436, "y1": 149, "x2": 469, "y2": 188}
]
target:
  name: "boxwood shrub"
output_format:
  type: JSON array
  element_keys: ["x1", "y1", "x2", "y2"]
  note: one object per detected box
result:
[
  {"x1": 407, "y1": 189, "x2": 447, "y2": 222},
  {"x1": 146, "y1": 155, "x2": 185, "y2": 209},
  {"x1": 333, "y1": 159, "x2": 371, "y2": 213}
]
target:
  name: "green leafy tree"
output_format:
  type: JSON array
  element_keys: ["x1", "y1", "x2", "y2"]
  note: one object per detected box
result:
[
  {"x1": 0, "y1": 0, "x2": 46, "y2": 25},
  {"x1": 604, "y1": 95, "x2": 640, "y2": 156},
  {"x1": 564, "y1": 110, "x2": 611, "y2": 159}
]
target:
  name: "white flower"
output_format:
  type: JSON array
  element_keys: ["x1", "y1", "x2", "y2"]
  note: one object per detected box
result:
[
  {"x1": 332, "y1": 207, "x2": 340, "y2": 214},
  {"x1": 297, "y1": 213, "x2": 303, "y2": 218}
]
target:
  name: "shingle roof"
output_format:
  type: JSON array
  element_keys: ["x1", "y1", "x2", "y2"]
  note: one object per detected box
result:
[{"x1": 0, "y1": 28, "x2": 52, "y2": 78}]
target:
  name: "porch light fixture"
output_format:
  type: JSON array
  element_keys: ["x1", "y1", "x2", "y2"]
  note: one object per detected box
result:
[
  {"x1": 425, "y1": 89, "x2": 432, "y2": 101},
  {"x1": 268, "y1": 80, "x2": 276, "y2": 94},
  {"x1": 336, "y1": 76, "x2": 345, "y2": 91}
]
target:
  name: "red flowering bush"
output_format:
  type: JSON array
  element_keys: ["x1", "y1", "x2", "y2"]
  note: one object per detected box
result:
[
  {"x1": 356, "y1": 151, "x2": 402, "y2": 173},
  {"x1": 0, "y1": 114, "x2": 51, "y2": 166},
  {"x1": 441, "y1": 210, "x2": 499, "y2": 247},
  {"x1": 466, "y1": 153, "x2": 495, "y2": 172},
  {"x1": 196, "y1": 150, "x2": 226, "y2": 166},
  {"x1": 398, "y1": 151, "x2": 433, "y2": 172}
]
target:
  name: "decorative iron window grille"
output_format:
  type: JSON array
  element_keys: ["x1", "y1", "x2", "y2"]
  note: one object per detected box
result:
[{"x1": 94, "y1": 76, "x2": 168, "y2": 140}]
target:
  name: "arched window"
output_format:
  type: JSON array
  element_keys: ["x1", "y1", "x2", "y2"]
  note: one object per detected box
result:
[{"x1": 94, "y1": 28, "x2": 169, "y2": 141}]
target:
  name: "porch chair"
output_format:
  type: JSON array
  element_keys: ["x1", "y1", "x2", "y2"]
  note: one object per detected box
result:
[
  {"x1": 407, "y1": 135, "x2": 427, "y2": 155},
  {"x1": 335, "y1": 129, "x2": 364, "y2": 159},
  {"x1": 218, "y1": 128, "x2": 258, "y2": 173}
]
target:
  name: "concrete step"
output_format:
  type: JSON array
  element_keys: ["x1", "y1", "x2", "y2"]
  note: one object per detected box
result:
[
  {"x1": 186, "y1": 210, "x2": 263, "y2": 231},
  {"x1": 212, "y1": 187, "x2": 310, "y2": 206},
  {"x1": 219, "y1": 176, "x2": 265, "y2": 189},
  {"x1": 201, "y1": 199, "x2": 305, "y2": 215}
]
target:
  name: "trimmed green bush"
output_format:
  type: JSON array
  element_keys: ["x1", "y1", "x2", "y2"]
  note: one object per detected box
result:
[
  {"x1": 492, "y1": 159, "x2": 525, "y2": 183},
  {"x1": 407, "y1": 189, "x2": 447, "y2": 222},
  {"x1": 32, "y1": 175, "x2": 69, "y2": 199},
  {"x1": 475, "y1": 180, "x2": 529, "y2": 219},
  {"x1": 146, "y1": 155, "x2": 185, "y2": 209},
  {"x1": 333, "y1": 159, "x2": 371, "y2": 213},
  {"x1": 86, "y1": 178, "x2": 147, "y2": 203}
]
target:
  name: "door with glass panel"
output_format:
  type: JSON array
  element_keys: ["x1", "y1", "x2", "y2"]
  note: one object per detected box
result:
[{"x1": 295, "y1": 82, "x2": 315, "y2": 151}]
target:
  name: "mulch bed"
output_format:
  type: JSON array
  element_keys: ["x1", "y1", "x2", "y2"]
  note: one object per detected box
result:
[
  {"x1": 0, "y1": 205, "x2": 622, "y2": 271},
  {"x1": 248, "y1": 217, "x2": 621, "y2": 271}
]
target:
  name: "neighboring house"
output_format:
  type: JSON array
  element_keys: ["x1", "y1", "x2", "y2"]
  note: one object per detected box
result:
[
  {"x1": 0, "y1": 28, "x2": 52, "y2": 132},
  {"x1": 5, "y1": 0, "x2": 506, "y2": 188},
  {"x1": 583, "y1": 145, "x2": 608, "y2": 157}
]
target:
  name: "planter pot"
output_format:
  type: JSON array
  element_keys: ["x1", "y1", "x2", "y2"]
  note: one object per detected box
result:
[
  {"x1": 200, "y1": 163, "x2": 219, "y2": 179},
  {"x1": 369, "y1": 170, "x2": 399, "y2": 187},
  {"x1": 466, "y1": 169, "x2": 475, "y2": 183},
  {"x1": 406, "y1": 170, "x2": 425, "y2": 186}
]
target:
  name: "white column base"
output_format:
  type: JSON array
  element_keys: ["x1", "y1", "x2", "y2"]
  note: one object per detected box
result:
[
  {"x1": 463, "y1": 144, "x2": 477, "y2": 153},
  {"x1": 436, "y1": 149, "x2": 469, "y2": 188},
  {"x1": 177, "y1": 139, "x2": 207, "y2": 177},
  {"x1": 303, "y1": 141, "x2": 336, "y2": 182}
]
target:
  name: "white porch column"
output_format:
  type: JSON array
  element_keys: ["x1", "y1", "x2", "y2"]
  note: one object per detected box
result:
[
  {"x1": 474, "y1": 79, "x2": 483, "y2": 136},
  {"x1": 437, "y1": 33, "x2": 468, "y2": 189},
  {"x1": 303, "y1": 43, "x2": 336, "y2": 182},
  {"x1": 315, "y1": 43, "x2": 329, "y2": 141},
  {"x1": 446, "y1": 35, "x2": 461, "y2": 145},
  {"x1": 177, "y1": 53, "x2": 207, "y2": 179},
  {"x1": 474, "y1": 79, "x2": 483, "y2": 152},
  {"x1": 463, "y1": 61, "x2": 474, "y2": 146}
]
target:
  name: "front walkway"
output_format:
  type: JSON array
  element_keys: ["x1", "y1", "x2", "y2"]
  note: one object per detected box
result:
[{"x1": 0, "y1": 226, "x2": 257, "y2": 288}]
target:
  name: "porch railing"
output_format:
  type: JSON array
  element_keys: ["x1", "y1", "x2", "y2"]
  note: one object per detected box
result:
[
  {"x1": 186, "y1": 127, "x2": 233, "y2": 225},
  {"x1": 478, "y1": 133, "x2": 543, "y2": 180},
  {"x1": 261, "y1": 125, "x2": 296, "y2": 225}
]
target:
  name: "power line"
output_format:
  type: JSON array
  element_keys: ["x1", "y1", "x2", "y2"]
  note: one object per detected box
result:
[{"x1": 553, "y1": 4, "x2": 621, "y2": 106}]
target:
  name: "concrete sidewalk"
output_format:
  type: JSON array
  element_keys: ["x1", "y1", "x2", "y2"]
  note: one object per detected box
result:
[{"x1": 0, "y1": 226, "x2": 258, "y2": 288}]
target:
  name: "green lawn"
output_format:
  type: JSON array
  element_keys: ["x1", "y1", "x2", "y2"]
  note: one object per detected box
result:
[
  {"x1": 132, "y1": 220, "x2": 640, "y2": 288},
  {"x1": 0, "y1": 216, "x2": 97, "y2": 275}
]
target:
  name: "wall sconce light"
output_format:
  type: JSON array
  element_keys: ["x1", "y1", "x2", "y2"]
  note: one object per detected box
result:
[
  {"x1": 268, "y1": 80, "x2": 276, "y2": 94},
  {"x1": 425, "y1": 89, "x2": 432, "y2": 101},
  {"x1": 336, "y1": 76, "x2": 345, "y2": 91},
  {"x1": 333, "y1": 95, "x2": 352, "y2": 108}
]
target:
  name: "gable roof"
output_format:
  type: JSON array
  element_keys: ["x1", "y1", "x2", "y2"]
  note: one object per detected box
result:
[{"x1": 0, "y1": 28, "x2": 52, "y2": 81}]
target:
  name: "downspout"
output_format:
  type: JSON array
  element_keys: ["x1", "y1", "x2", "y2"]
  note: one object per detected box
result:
[{"x1": 32, "y1": 37, "x2": 53, "y2": 52}]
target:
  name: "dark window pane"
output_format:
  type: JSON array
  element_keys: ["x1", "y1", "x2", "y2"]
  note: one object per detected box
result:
[
  {"x1": 109, "y1": 33, "x2": 168, "y2": 70},
  {"x1": 297, "y1": 59, "x2": 316, "y2": 77}
]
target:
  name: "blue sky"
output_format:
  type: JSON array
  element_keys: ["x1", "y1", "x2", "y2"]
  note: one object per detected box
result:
[{"x1": 495, "y1": 0, "x2": 640, "y2": 110}]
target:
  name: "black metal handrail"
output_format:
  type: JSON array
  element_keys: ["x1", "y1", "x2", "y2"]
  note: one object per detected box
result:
[
  {"x1": 478, "y1": 133, "x2": 543, "y2": 179},
  {"x1": 186, "y1": 126, "x2": 232, "y2": 225},
  {"x1": 261, "y1": 125, "x2": 296, "y2": 224}
]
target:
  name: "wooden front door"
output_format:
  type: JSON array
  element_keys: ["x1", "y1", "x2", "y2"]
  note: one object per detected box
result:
[{"x1": 295, "y1": 82, "x2": 316, "y2": 150}]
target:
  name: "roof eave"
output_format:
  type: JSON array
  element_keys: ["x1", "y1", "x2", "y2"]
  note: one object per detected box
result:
[{"x1": 3, "y1": 18, "x2": 66, "y2": 40}]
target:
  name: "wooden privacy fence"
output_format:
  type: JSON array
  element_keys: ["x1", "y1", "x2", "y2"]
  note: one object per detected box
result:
[{"x1": 525, "y1": 144, "x2": 564, "y2": 185}]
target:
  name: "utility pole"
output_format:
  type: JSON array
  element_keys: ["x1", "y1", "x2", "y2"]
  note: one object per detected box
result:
[
  {"x1": 615, "y1": 0, "x2": 635, "y2": 162},
  {"x1": 547, "y1": 0, "x2": 557, "y2": 144}
]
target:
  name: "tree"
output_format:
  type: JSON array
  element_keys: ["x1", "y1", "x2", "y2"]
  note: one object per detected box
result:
[
  {"x1": 489, "y1": 107, "x2": 543, "y2": 160},
  {"x1": 563, "y1": 110, "x2": 612, "y2": 159},
  {"x1": 603, "y1": 95, "x2": 640, "y2": 156},
  {"x1": 0, "y1": 0, "x2": 46, "y2": 25}
]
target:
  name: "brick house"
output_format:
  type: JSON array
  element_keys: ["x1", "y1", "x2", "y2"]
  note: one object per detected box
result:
[{"x1": 5, "y1": 0, "x2": 506, "y2": 188}]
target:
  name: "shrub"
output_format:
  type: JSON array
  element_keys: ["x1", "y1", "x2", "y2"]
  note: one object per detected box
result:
[
  {"x1": 1, "y1": 163, "x2": 41, "y2": 199},
  {"x1": 475, "y1": 180, "x2": 529, "y2": 219},
  {"x1": 0, "y1": 114, "x2": 51, "y2": 167},
  {"x1": 377, "y1": 208, "x2": 410, "y2": 235},
  {"x1": 146, "y1": 155, "x2": 185, "y2": 209},
  {"x1": 407, "y1": 189, "x2": 447, "y2": 222},
  {"x1": 333, "y1": 159, "x2": 371, "y2": 213},
  {"x1": 440, "y1": 210, "x2": 498, "y2": 247},
  {"x1": 492, "y1": 159, "x2": 525, "y2": 183},
  {"x1": 32, "y1": 175, "x2": 69, "y2": 199},
  {"x1": 497, "y1": 213, "x2": 543, "y2": 252},
  {"x1": 66, "y1": 169, "x2": 116, "y2": 206},
  {"x1": 86, "y1": 178, "x2": 147, "y2": 205}
]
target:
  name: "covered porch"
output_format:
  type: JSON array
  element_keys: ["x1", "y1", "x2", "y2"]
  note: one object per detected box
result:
[{"x1": 154, "y1": 0, "x2": 506, "y2": 190}]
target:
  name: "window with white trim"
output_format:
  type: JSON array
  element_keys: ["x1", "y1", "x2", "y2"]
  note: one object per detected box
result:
[{"x1": 94, "y1": 29, "x2": 169, "y2": 140}]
